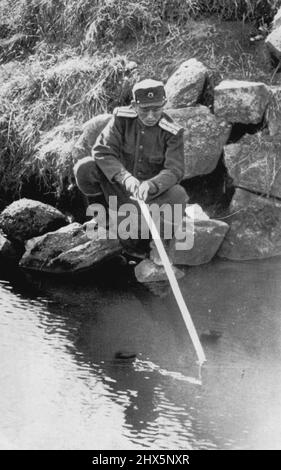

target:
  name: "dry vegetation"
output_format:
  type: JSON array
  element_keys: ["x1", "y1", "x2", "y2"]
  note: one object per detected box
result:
[{"x1": 0, "y1": 0, "x2": 281, "y2": 207}]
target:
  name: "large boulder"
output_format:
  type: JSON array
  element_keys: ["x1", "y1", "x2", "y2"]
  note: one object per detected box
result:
[
  {"x1": 167, "y1": 214, "x2": 229, "y2": 266},
  {"x1": 0, "y1": 198, "x2": 68, "y2": 245},
  {"x1": 214, "y1": 80, "x2": 271, "y2": 124},
  {"x1": 265, "y1": 86, "x2": 281, "y2": 136},
  {"x1": 0, "y1": 230, "x2": 21, "y2": 262},
  {"x1": 19, "y1": 222, "x2": 122, "y2": 273},
  {"x1": 168, "y1": 106, "x2": 231, "y2": 177},
  {"x1": 265, "y1": 25, "x2": 281, "y2": 61},
  {"x1": 218, "y1": 188, "x2": 281, "y2": 260},
  {"x1": 165, "y1": 59, "x2": 208, "y2": 109},
  {"x1": 72, "y1": 114, "x2": 112, "y2": 162},
  {"x1": 224, "y1": 132, "x2": 281, "y2": 198},
  {"x1": 134, "y1": 259, "x2": 184, "y2": 283}
]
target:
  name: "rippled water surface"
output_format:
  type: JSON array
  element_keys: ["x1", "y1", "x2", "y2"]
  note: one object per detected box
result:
[{"x1": 1, "y1": 257, "x2": 281, "y2": 450}]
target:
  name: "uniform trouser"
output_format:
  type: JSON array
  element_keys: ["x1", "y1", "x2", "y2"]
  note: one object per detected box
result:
[{"x1": 74, "y1": 157, "x2": 189, "y2": 241}]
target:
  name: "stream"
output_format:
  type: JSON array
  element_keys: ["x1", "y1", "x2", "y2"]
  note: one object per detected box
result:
[{"x1": 1, "y1": 256, "x2": 281, "y2": 450}]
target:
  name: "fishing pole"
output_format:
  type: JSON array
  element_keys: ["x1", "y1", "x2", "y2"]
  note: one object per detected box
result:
[{"x1": 136, "y1": 196, "x2": 206, "y2": 367}]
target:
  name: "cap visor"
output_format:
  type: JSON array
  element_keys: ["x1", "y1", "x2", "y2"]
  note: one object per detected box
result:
[{"x1": 137, "y1": 101, "x2": 165, "y2": 108}]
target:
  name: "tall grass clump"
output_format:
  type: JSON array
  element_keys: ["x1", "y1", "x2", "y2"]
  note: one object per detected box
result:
[
  {"x1": 194, "y1": 0, "x2": 281, "y2": 22},
  {"x1": 1, "y1": 0, "x2": 281, "y2": 60},
  {"x1": 0, "y1": 53, "x2": 137, "y2": 200},
  {"x1": 85, "y1": 0, "x2": 281, "y2": 51},
  {"x1": 0, "y1": 0, "x2": 98, "y2": 61},
  {"x1": 84, "y1": 0, "x2": 164, "y2": 50}
]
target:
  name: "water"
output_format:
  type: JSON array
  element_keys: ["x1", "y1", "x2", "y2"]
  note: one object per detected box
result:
[{"x1": 1, "y1": 256, "x2": 281, "y2": 450}]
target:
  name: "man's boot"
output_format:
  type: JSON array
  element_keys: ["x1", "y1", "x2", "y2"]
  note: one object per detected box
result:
[
  {"x1": 149, "y1": 238, "x2": 172, "y2": 266},
  {"x1": 121, "y1": 238, "x2": 150, "y2": 260}
]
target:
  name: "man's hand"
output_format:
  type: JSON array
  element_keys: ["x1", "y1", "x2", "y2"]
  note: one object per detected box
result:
[
  {"x1": 124, "y1": 175, "x2": 140, "y2": 195},
  {"x1": 137, "y1": 180, "x2": 158, "y2": 201}
]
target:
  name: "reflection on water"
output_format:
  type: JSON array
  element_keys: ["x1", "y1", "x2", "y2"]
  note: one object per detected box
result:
[{"x1": 0, "y1": 256, "x2": 281, "y2": 449}]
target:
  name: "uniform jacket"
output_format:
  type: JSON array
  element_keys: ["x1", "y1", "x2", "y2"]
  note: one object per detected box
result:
[{"x1": 92, "y1": 106, "x2": 185, "y2": 194}]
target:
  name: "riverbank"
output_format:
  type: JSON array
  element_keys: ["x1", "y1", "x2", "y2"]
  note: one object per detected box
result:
[
  {"x1": 1, "y1": 2, "x2": 281, "y2": 275},
  {"x1": 0, "y1": 1, "x2": 280, "y2": 208}
]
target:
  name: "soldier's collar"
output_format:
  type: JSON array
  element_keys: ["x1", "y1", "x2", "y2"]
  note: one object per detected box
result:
[{"x1": 137, "y1": 114, "x2": 164, "y2": 129}]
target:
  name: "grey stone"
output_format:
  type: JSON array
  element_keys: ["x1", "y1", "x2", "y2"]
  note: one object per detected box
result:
[
  {"x1": 265, "y1": 25, "x2": 281, "y2": 60},
  {"x1": 218, "y1": 188, "x2": 281, "y2": 260},
  {"x1": 0, "y1": 230, "x2": 21, "y2": 262},
  {"x1": 72, "y1": 114, "x2": 112, "y2": 162},
  {"x1": 214, "y1": 79, "x2": 271, "y2": 124},
  {"x1": 168, "y1": 217, "x2": 229, "y2": 266},
  {"x1": 168, "y1": 106, "x2": 231, "y2": 177},
  {"x1": 224, "y1": 132, "x2": 281, "y2": 198},
  {"x1": 0, "y1": 198, "x2": 68, "y2": 245},
  {"x1": 19, "y1": 222, "x2": 122, "y2": 273},
  {"x1": 165, "y1": 58, "x2": 208, "y2": 108},
  {"x1": 265, "y1": 86, "x2": 281, "y2": 136},
  {"x1": 134, "y1": 259, "x2": 184, "y2": 283}
]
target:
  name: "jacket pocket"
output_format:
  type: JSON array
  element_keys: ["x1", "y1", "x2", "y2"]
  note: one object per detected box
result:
[{"x1": 148, "y1": 153, "x2": 164, "y2": 164}]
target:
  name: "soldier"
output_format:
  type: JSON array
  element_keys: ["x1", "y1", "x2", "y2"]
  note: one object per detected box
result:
[{"x1": 74, "y1": 78, "x2": 189, "y2": 258}]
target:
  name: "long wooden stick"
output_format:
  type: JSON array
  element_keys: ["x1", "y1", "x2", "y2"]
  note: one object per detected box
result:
[{"x1": 137, "y1": 197, "x2": 206, "y2": 366}]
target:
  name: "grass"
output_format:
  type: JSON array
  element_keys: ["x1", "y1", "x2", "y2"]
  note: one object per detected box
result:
[
  {"x1": 127, "y1": 18, "x2": 274, "y2": 85},
  {"x1": 0, "y1": 52, "x2": 137, "y2": 200},
  {"x1": 1, "y1": 1, "x2": 281, "y2": 59},
  {"x1": 31, "y1": 119, "x2": 81, "y2": 197}
]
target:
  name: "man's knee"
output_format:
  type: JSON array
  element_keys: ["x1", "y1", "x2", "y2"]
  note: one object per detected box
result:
[
  {"x1": 73, "y1": 157, "x2": 101, "y2": 196},
  {"x1": 160, "y1": 184, "x2": 189, "y2": 205}
]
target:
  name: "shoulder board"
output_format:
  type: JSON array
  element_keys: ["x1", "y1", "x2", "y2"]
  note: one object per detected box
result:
[
  {"x1": 158, "y1": 117, "x2": 183, "y2": 135},
  {"x1": 113, "y1": 106, "x2": 137, "y2": 118}
]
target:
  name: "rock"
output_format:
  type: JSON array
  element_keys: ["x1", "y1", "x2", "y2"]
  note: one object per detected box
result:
[
  {"x1": 134, "y1": 259, "x2": 184, "y2": 283},
  {"x1": 48, "y1": 238, "x2": 122, "y2": 273},
  {"x1": 20, "y1": 223, "x2": 87, "y2": 270},
  {"x1": 265, "y1": 86, "x2": 281, "y2": 136},
  {"x1": 0, "y1": 231, "x2": 21, "y2": 262},
  {"x1": 265, "y1": 25, "x2": 281, "y2": 61},
  {"x1": 168, "y1": 106, "x2": 231, "y2": 177},
  {"x1": 168, "y1": 216, "x2": 229, "y2": 266},
  {"x1": 0, "y1": 198, "x2": 68, "y2": 245},
  {"x1": 19, "y1": 222, "x2": 122, "y2": 273},
  {"x1": 185, "y1": 203, "x2": 210, "y2": 220},
  {"x1": 217, "y1": 188, "x2": 281, "y2": 260},
  {"x1": 224, "y1": 132, "x2": 281, "y2": 198},
  {"x1": 72, "y1": 114, "x2": 112, "y2": 162},
  {"x1": 165, "y1": 59, "x2": 208, "y2": 108},
  {"x1": 273, "y1": 8, "x2": 281, "y2": 30},
  {"x1": 214, "y1": 80, "x2": 271, "y2": 124}
]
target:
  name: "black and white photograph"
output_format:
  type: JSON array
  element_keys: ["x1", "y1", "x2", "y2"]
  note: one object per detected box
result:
[{"x1": 0, "y1": 0, "x2": 281, "y2": 452}]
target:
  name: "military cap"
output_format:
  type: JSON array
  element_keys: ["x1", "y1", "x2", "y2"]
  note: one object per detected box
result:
[{"x1": 132, "y1": 79, "x2": 166, "y2": 107}]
